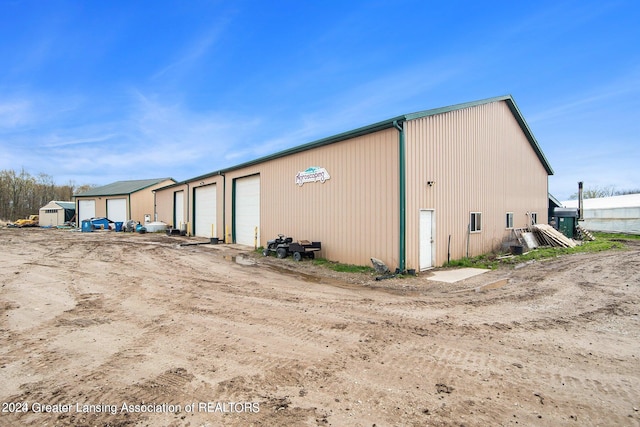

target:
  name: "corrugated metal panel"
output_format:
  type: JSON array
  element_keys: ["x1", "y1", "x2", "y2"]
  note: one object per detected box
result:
[
  {"x1": 224, "y1": 128, "x2": 399, "y2": 268},
  {"x1": 129, "y1": 179, "x2": 175, "y2": 224},
  {"x1": 155, "y1": 186, "x2": 182, "y2": 226},
  {"x1": 206, "y1": 95, "x2": 552, "y2": 178},
  {"x1": 405, "y1": 100, "x2": 548, "y2": 267},
  {"x1": 74, "y1": 178, "x2": 175, "y2": 197},
  {"x1": 155, "y1": 176, "x2": 223, "y2": 235},
  {"x1": 154, "y1": 98, "x2": 551, "y2": 268}
]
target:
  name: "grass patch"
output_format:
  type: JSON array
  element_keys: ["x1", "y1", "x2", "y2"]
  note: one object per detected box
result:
[
  {"x1": 445, "y1": 234, "x2": 628, "y2": 269},
  {"x1": 312, "y1": 258, "x2": 375, "y2": 274},
  {"x1": 446, "y1": 255, "x2": 500, "y2": 270},
  {"x1": 592, "y1": 231, "x2": 640, "y2": 241}
]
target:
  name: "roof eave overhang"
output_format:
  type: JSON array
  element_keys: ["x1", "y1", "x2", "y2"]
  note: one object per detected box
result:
[{"x1": 169, "y1": 95, "x2": 554, "y2": 184}]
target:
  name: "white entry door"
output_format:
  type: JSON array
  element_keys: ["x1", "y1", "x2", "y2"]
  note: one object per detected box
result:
[{"x1": 420, "y1": 210, "x2": 434, "y2": 270}]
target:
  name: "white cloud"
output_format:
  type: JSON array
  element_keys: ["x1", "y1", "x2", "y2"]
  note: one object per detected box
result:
[
  {"x1": 151, "y1": 23, "x2": 228, "y2": 82},
  {"x1": 0, "y1": 100, "x2": 32, "y2": 128},
  {"x1": 528, "y1": 68, "x2": 640, "y2": 124}
]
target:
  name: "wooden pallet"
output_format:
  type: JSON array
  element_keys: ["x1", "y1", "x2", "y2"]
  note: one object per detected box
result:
[{"x1": 532, "y1": 224, "x2": 577, "y2": 248}]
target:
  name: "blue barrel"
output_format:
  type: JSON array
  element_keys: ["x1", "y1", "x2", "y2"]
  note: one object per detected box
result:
[
  {"x1": 115, "y1": 222, "x2": 123, "y2": 232},
  {"x1": 81, "y1": 220, "x2": 93, "y2": 232}
]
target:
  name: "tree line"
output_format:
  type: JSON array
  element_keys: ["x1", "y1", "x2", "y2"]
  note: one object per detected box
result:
[
  {"x1": 0, "y1": 168, "x2": 94, "y2": 221},
  {"x1": 568, "y1": 185, "x2": 640, "y2": 200}
]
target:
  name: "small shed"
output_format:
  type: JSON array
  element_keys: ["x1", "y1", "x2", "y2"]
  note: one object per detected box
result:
[
  {"x1": 563, "y1": 194, "x2": 640, "y2": 235},
  {"x1": 39, "y1": 201, "x2": 76, "y2": 227}
]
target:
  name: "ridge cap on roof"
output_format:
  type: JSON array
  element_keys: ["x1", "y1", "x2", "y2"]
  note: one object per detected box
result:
[
  {"x1": 73, "y1": 177, "x2": 175, "y2": 196},
  {"x1": 162, "y1": 95, "x2": 552, "y2": 186}
]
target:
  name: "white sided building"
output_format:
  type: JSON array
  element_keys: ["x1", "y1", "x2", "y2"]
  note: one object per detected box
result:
[{"x1": 563, "y1": 194, "x2": 640, "y2": 235}]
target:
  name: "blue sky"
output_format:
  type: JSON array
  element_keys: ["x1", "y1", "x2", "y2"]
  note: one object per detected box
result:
[{"x1": 0, "y1": 0, "x2": 638, "y2": 200}]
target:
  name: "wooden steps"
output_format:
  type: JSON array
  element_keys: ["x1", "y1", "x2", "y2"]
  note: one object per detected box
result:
[{"x1": 576, "y1": 225, "x2": 596, "y2": 241}]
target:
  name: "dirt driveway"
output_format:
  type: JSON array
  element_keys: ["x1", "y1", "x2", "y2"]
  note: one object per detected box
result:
[{"x1": 1, "y1": 228, "x2": 639, "y2": 426}]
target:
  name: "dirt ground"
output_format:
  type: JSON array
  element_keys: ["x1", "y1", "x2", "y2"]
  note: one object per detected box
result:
[{"x1": 1, "y1": 228, "x2": 639, "y2": 427}]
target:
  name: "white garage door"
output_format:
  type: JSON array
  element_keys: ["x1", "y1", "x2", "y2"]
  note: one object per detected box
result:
[
  {"x1": 235, "y1": 175, "x2": 260, "y2": 246},
  {"x1": 194, "y1": 185, "x2": 216, "y2": 238},
  {"x1": 107, "y1": 198, "x2": 127, "y2": 222},
  {"x1": 78, "y1": 200, "x2": 96, "y2": 222},
  {"x1": 174, "y1": 191, "x2": 185, "y2": 228}
]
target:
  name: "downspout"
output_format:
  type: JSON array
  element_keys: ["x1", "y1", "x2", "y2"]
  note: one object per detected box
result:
[
  {"x1": 186, "y1": 182, "x2": 190, "y2": 233},
  {"x1": 153, "y1": 190, "x2": 157, "y2": 222},
  {"x1": 393, "y1": 120, "x2": 406, "y2": 273},
  {"x1": 220, "y1": 172, "x2": 226, "y2": 242},
  {"x1": 231, "y1": 178, "x2": 237, "y2": 243}
]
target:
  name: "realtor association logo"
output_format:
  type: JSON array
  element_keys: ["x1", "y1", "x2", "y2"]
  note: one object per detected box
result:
[{"x1": 295, "y1": 167, "x2": 331, "y2": 186}]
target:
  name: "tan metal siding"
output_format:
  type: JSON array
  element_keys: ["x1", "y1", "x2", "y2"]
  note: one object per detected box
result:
[
  {"x1": 129, "y1": 179, "x2": 175, "y2": 223},
  {"x1": 224, "y1": 128, "x2": 399, "y2": 267},
  {"x1": 154, "y1": 186, "x2": 179, "y2": 226},
  {"x1": 405, "y1": 101, "x2": 548, "y2": 268},
  {"x1": 155, "y1": 176, "x2": 223, "y2": 235}
]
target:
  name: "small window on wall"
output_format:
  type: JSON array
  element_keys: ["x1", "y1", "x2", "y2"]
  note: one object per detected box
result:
[
  {"x1": 531, "y1": 212, "x2": 538, "y2": 225},
  {"x1": 470, "y1": 212, "x2": 482, "y2": 232},
  {"x1": 506, "y1": 212, "x2": 514, "y2": 229}
]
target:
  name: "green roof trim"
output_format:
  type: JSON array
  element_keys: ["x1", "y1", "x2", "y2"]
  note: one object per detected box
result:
[
  {"x1": 166, "y1": 95, "x2": 552, "y2": 187},
  {"x1": 74, "y1": 178, "x2": 175, "y2": 197}
]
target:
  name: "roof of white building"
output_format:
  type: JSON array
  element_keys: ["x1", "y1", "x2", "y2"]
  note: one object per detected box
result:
[{"x1": 562, "y1": 193, "x2": 640, "y2": 209}]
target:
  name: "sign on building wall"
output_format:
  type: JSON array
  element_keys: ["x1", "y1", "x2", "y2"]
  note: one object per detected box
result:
[{"x1": 295, "y1": 167, "x2": 331, "y2": 186}]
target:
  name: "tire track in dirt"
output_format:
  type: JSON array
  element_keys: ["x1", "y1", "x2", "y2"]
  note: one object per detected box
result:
[{"x1": 3, "y1": 229, "x2": 640, "y2": 426}]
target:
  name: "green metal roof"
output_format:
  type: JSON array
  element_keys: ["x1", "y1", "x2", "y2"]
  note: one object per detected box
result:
[
  {"x1": 55, "y1": 201, "x2": 76, "y2": 210},
  {"x1": 162, "y1": 95, "x2": 552, "y2": 189},
  {"x1": 74, "y1": 178, "x2": 175, "y2": 197}
]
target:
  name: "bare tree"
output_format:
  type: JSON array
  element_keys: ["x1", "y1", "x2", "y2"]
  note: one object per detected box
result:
[
  {"x1": 0, "y1": 168, "x2": 94, "y2": 221},
  {"x1": 569, "y1": 185, "x2": 618, "y2": 200},
  {"x1": 615, "y1": 189, "x2": 640, "y2": 195}
]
